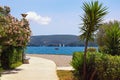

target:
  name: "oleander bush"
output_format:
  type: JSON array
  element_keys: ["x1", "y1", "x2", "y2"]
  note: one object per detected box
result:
[
  {"x1": 0, "y1": 6, "x2": 31, "y2": 69},
  {"x1": 71, "y1": 52, "x2": 120, "y2": 80}
]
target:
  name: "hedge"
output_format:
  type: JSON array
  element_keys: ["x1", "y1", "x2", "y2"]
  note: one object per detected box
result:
[{"x1": 71, "y1": 52, "x2": 120, "y2": 80}]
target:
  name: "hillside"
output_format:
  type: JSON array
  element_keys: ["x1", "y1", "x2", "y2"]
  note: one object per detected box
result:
[{"x1": 28, "y1": 35, "x2": 97, "y2": 46}]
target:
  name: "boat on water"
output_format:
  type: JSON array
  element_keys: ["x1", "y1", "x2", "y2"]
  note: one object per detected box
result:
[
  {"x1": 55, "y1": 47, "x2": 59, "y2": 50},
  {"x1": 54, "y1": 44, "x2": 65, "y2": 50}
]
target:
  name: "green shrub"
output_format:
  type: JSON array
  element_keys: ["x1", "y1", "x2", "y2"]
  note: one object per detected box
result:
[
  {"x1": 0, "y1": 68, "x2": 2, "y2": 77},
  {"x1": 1, "y1": 46, "x2": 23, "y2": 69},
  {"x1": 71, "y1": 52, "x2": 120, "y2": 80},
  {"x1": 10, "y1": 62, "x2": 22, "y2": 69},
  {"x1": 87, "y1": 47, "x2": 97, "y2": 52},
  {"x1": 71, "y1": 52, "x2": 84, "y2": 79}
]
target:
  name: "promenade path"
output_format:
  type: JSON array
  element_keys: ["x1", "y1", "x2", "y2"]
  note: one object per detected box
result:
[{"x1": 1, "y1": 57, "x2": 59, "y2": 80}]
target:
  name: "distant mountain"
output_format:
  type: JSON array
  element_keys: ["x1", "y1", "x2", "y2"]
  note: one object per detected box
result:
[{"x1": 28, "y1": 35, "x2": 97, "y2": 47}]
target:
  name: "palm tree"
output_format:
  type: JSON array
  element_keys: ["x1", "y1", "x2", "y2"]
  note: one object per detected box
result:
[{"x1": 80, "y1": 1, "x2": 107, "y2": 80}]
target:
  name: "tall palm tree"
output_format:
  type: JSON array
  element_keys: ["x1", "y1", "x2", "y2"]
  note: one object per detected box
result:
[{"x1": 80, "y1": 1, "x2": 107, "y2": 80}]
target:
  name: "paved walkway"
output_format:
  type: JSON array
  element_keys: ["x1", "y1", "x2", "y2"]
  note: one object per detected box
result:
[{"x1": 1, "y1": 57, "x2": 59, "y2": 80}]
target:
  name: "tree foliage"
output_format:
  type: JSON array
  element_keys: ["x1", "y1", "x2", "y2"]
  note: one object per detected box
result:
[
  {"x1": 97, "y1": 21, "x2": 120, "y2": 55},
  {"x1": 0, "y1": 7, "x2": 31, "y2": 47},
  {"x1": 80, "y1": 1, "x2": 107, "y2": 41}
]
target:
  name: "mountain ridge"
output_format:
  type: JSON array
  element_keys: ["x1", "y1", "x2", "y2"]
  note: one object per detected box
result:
[{"x1": 28, "y1": 35, "x2": 97, "y2": 46}]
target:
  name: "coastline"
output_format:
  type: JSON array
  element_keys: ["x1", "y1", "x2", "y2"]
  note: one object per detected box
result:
[{"x1": 27, "y1": 54, "x2": 72, "y2": 67}]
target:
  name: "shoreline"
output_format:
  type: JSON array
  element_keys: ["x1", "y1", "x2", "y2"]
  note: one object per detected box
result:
[
  {"x1": 27, "y1": 54, "x2": 72, "y2": 67},
  {"x1": 26, "y1": 53, "x2": 73, "y2": 56}
]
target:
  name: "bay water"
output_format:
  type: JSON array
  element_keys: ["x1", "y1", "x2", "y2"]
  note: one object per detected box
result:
[{"x1": 25, "y1": 46, "x2": 97, "y2": 55}]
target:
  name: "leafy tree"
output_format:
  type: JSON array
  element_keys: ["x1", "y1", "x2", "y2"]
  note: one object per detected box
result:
[
  {"x1": 97, "y1": 21, "x2": 120, "y2": 55},
  {"x1": 80, "y1": 1, "x2": 107, "y2": 79}
]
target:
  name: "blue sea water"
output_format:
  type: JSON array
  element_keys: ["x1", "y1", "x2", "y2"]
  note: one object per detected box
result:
[{"x1": 25, "y1": 46, "x2": 97, "y2": 55}]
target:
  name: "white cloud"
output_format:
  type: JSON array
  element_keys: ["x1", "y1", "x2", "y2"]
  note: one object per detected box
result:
[{"x1": 26, "y1": 11, "x2": 51, "y2": 25}]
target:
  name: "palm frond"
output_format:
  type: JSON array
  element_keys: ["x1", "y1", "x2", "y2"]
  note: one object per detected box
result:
[{"x1": 80, "y1": 1, "x2": 108, "y2": 41}]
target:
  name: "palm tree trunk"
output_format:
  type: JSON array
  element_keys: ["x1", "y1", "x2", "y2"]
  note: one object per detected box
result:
[
  {"x1": 83, "y1": 39, "x2": 88, "y2": 80},
  {"x1": 90, "y1": 70, "x2": 97, "y2": 80}
]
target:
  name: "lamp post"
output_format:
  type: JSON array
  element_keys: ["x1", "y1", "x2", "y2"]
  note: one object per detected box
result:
[
  {"x1": 21, "y1": 13, "x2": 28, "y2": 63},
  {"x1": 21, "y1": 14, "x2": 27, "y2": 18}
]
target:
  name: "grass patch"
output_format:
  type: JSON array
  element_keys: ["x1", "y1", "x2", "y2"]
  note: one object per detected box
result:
[
  {"x1": 10, "y1": 62, "x2": 22, "y2": 69},
  {"x1": 0, "y1": 67, "x2": 3, "y2": 77},
  {"x1": 57, "y1": 70, "x2": 77, "y2": 80}
]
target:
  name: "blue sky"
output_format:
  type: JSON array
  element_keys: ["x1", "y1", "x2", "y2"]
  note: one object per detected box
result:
[{"x1": 0, "y1": 0, "x2": 120, "y2": 36}]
